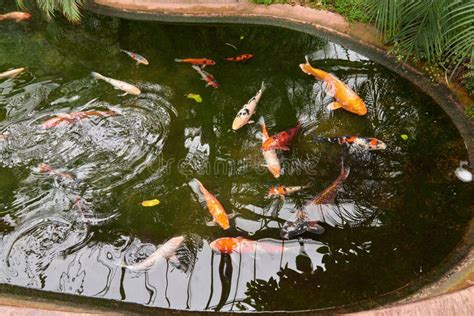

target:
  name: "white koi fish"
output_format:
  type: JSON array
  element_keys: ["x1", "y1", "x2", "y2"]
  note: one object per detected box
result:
[
  {"x1": 258, "y1": 116, "x2": 281, "y2": 178},
  {"x1": 0, "y1": 68, "x2": 25, "y2": 79},
  {"x1": 124, "y1": 236, "x2": 185, "y2": 271},
  {"x1": 0, "y1": 12, "x2": 31, "y2": 22},
  {"x1": 232, "y1": 81, "x2": 265, "y2": 130},
  {"x1": 120, "y1": 49, "x2": 149, "y2": 65},
  {"x1": 91, "y1": 72, "x2": 141, "y2": 95}
]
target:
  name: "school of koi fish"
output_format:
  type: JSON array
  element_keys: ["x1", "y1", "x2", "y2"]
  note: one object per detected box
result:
[{"x1": 1, "y1": 10, "x2": 422, "y2": 271}]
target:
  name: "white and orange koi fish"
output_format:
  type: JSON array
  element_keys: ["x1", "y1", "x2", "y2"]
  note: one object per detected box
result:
[{"x1": 257, "y1": 116, "x2": 281, "y2": 178}]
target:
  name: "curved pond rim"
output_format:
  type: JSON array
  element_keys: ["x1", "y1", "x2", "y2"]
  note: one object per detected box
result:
[
  {"x1": 0, "y1": 3, "x2": 472, "y2": 314},
  {"x1": 83, "y1": 3, "x2": 474, "y2": 313}
]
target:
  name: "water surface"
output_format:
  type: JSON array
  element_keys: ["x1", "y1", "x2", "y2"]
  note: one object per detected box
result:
[{"x1": 0, "y1": 6, "x2": 472, "y2": 312}]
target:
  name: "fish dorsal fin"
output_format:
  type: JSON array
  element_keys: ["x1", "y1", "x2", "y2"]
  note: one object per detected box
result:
[{"x1": 321, "y1": 81, "x2": 336, "y2": 97}]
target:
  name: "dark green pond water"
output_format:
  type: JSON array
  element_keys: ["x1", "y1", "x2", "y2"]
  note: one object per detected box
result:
[{"x1": 0, "y1": 5, "x2": 472, "y2": 312}]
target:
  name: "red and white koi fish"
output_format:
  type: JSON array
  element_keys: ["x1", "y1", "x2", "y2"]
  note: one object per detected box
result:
[
  {"x1": 299, "y1": 57, "x2": 367, "y2": 116},
  {"x1": 175, "y1": 58, "x2": 216, "y2": 66},
  {"x1": 0, "y1": 68, "x2": 25, "y2": 79},
  {"x1": 124, "y1": 236, "x2": 185, "y2": 271},
  {"x1": 210, "y1": 237, "x2": 290, "y2": 254},
  {"x1": 313, "y1": 135, "x2": 386, "y2": 151},
  {"x1": 0, "y1": 12, "x2": 31, "y2": 22},
  {"x1": 38, "y1": 163, "x2": 74, "y2": 180},
  {"x1": 91, "y1": 72, "x2": 141, "y2": 95},
  {"x1": 280, "y1": 160, "x2": 350, "y2": 239},
  {"x1": 192, "y1": 179, "x2": 230, "y2": 230},
  {"x1": 257, "y1": 116, "x2": 281, "y2": 178},
  {"x1": 42, "y1": 110, "x2": 117, "y2": 129},
  {"x1": 120, "y1": 49, "x2": 149, "y2": 65},
  {"x1": 192, "y1": 65, "x2": 220, "y2": 88},
  {"x1": 261, "y1": 121, "x2": 301, "y2": 151},
  {"x1": 225, "y1": 54, "x2": 253, "y2": 62},
  {"x1": 232, "y1": 81, "x2": 265, "y2": 130},
  {"x1": 267, "y1": 185, "x2": 308, "y2": 198}
]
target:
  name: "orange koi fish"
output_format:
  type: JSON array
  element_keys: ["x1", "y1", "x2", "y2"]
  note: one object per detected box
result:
[
  {"x1": 225, "y1": 54, "x2": 253, "y2": 62},
  {"x1": 210, "y1": 237, "x2": 288, "y2": 254},
  {"x1": 193, "y1": 179, "x2": 230, "y2": 230},
  {"x1": 38, "y1": 163, "x2": 74, "y2": 180},
  {"x1": 299, "y1": 58, "x2": 367, "y2": 116},
  {"x1": 313, "y1": 135, "x2": 386, "y2": 151},
  {"x1": 267, "y1": 185, "x2": 308, "y2": 198},
  {"x1": 0, "y1": 12, "x2": 31, "y2": 22},
  {"x1": 175, "y1": 58, "x2": 216, "y2": 66},
  {"x1": 42, "y1": 110, "x2": 117, "y2": 129},
  {"x1": 261, "y1": 121, "x2": 301, "y2": 151},
  {"x1": 192, "y1": 65, "x2": 220, "y2": 88},
  {"x1": 257, "y1": 117, "x2": 281, "y2": 178}
]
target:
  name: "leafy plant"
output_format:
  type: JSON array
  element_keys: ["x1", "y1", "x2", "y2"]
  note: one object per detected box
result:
[
  {"x1": 366, "y1": 0, "x2": 474, "y2": 84},
  {"x1": 17, "y1": 0, "x2": 86, "y2": 23}
]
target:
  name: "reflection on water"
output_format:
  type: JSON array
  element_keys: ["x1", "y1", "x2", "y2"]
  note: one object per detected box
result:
[{"x1": 0, "y1": 6, "x2": 471, "y2": 312}]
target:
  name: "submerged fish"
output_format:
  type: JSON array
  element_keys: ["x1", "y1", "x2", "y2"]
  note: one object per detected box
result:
[
  {"x1": 0, "y1": 12, "x2": 31, "y2": 22},
  {"x1": 258, "y1": 116, "x2": 281, "y2": 178},
  {"x1": 124, "y1": 236, "x2": 185, "y2": 271},
  {"x1": 192, "y1": 179, "x2": 230, "y2": 230},
  {"x1": 175, "y1": 58, "x2": 216, "y2": 66},
  {"x1": 0, "y1": 68, "x2": 25, "y2": 79},
  {"x1": 91, "y1": 72, "x2": 141, "y2": 95},
  {"x1": 232, "y1": 81, "x2": 265, "y2": 130},
  {"x1": 313, "y1": 135, "x2": 386, "y2": 151},
  {"x1": 192, "y1": 65, "x2": 219, "y2": 89},
  {"x1": 261, "y1": 121, "x2": 301, "y2": 151},
  {"x1": 280, "y1": 209, "x2": 325, "y2": 240},
  {"x1": 225, "y1": 54, "x2": 253, "y2": 62},
  {"x1": 120, "y1": 49, "x2": 149, "y2": 65},
  {"x1": 0, "y1": 132, "x2": 10, "y2": 142},
  {"x1": 455, "y1": 161, "x2": 472, "y2": 183},
  {"x1": 280, "y1": 161, "x2": 350, "y2": 239},
  {"x1": 42, "y1": 110, "x2": 117, "y2": 129},
  {"x1": 267, "y1": 185, "x2": 308, "y2": 198},
  {"x1": 210, "y1": 237, "x2": 289, "y2": 254},
  {"x1": 38, "y1": 163, "x2": 74, "y2": 180},
  {"x1": 299, "y1": 57, "x2": 367, "y2": 116}
]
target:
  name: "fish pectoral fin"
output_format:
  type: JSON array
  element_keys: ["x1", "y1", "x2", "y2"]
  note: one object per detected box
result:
[
  {"x1": 307, "y1": 221, "x2": 325, "y2": 235},
  {"x1": 119, "y1": 92, "x2": 128, "y2": 97},
  {"x1": 227, "y1": 212, "x2": 238, "y2": 219},
  {"x1": 279, "y1": 146, "x2": 290, "y2": 151},
  {"x1": 327, "y1": 102, "x2": 343, "y2": 111},
  {"x1": 322, "y1": 82, "x2": 336, "y2": 97},
  {"x1": 206, "y1": 220, "x2": 217, "y2": 227}
]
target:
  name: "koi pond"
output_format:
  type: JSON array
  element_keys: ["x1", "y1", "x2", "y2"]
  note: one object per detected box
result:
[{"x1": 0, "y1": 8, "x2": 472, "y2": 313}]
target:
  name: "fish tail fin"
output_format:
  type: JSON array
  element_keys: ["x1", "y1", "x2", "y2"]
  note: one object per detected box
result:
[
  {"x1": 174, "y1": 58, "x2": 183, "y2": 62},
  {"x1": 257, "y1": 116, "x2": 265, "y2": 128},
  {"x1": 339, "y1": 158, "x2": 350, "y2": 181},
  {"x1": 91, "y1": 72, "x2": 105, "y2": 81},
  {"x1": 260, "y1": 81, "x2": 266, "y2": 92},
  {"x1": 191, "y1": 65, "x2": 201, "y2": 71},
  {"x1": 312, "y1": 136, "x2": 335, "y2": 144}
]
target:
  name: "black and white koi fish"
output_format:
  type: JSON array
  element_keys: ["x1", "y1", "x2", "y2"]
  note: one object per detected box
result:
[
  {"x1": 120, "y1": 49, "x2": 149, "y2": 65},
  {"x1": 232, "y1": 82, "x2": 265, "y2": 130}
]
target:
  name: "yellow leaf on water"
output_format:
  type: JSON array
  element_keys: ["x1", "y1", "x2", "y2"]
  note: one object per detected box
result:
[
  {"x1": 141, "y1": 199, "x2": 160, "y2": 207},
  {"x1": 186, "y1": 93, "x2": 203, "y2": 103}
]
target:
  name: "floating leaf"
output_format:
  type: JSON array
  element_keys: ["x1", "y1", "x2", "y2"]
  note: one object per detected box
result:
[
  {"x1": 141, "y1": 199, "x2": 160, "y2": 207},
  {"x1": 240, "y1": 36, "x2": 245, "y2": 40},
  {"x1": 186, "y1": 93, "x2": 202, "y2": 103},
  {"x1": 401, "y1": 134, "x2": 408, "y2": 141}
]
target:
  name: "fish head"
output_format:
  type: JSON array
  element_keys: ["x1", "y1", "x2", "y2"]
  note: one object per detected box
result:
[
  {"x1": 141, "y1": 60, "x2": 150, "y2": 66},
  {"x1": 369, "y1": 138, "x2": 387, "y2": 150},
  {"x1": 280, "y1": 218, "x2": 308, "y2": 240},
  {"x1": 38, "y1": 163, "x2": 51, "y2": 173},
  {"x1": 210, "y1": 238, "x2": 236, "y2": 253},
  {"x1": 232, "y1": 116, "x2": 247, "y2": 130},
  {"x1": 299, "y1": 62, "x2": 313, "y2": 76},
  {"x1": 208, "y1": 60, "x2": 216, "y2": 65},
  {"x1": 17, "y1": 12, "x2": 32, "y2": 20},
  {"x1": 215, "y1": 212, "x2": 230, "y2": 230},
  {"x1": 350, "y1": 99, "x2": 367, "y2": 115},
  {"x1": 129, "y1": 86, "x2": 141, "y2": 95}
]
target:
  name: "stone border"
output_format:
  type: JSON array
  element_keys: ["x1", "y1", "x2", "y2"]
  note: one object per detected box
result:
[{"x1": 1, "y1": 1, "x2": 472, "y2": 314}]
